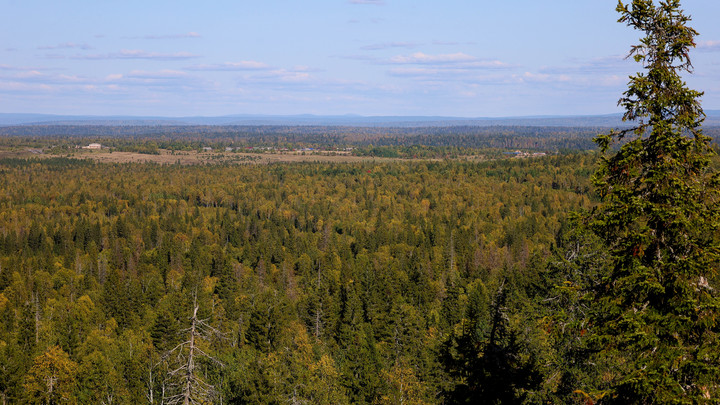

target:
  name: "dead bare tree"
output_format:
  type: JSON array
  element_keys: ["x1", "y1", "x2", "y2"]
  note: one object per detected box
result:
[{"x1": 161, "y1": 297, "x2": 225, "y2": 405}]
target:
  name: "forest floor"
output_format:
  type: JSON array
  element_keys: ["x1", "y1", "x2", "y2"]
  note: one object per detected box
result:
[{"x1": 3, "y1": 148, "x2": 487, "y2": 164}]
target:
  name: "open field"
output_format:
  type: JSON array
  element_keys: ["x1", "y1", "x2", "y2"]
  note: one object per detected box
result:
[
  {"x1": 78, "y1": 150, "x2": 390, "y2": 165},
  {"x1": 1, "y1": 148, "x2": 486, "y2": 164}
]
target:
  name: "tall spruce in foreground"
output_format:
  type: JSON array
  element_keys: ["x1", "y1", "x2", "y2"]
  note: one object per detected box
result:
[{"x1": 589, "y1": 0, "x2": 720, "y2": 402}]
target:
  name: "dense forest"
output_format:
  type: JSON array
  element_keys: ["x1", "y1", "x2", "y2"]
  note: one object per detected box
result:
[
  {"x1": 5, "y1": 133, "x2": 719, "y2": 403},
  {"x1": 3, "y1": 0, "x2": 720, "y2": 403},
  {"x1": 0, "y1": 124, "x2": 607, "y2": 154},
  {"x1": 0, "y1": 154, "x2": 601, "y2": 403}
]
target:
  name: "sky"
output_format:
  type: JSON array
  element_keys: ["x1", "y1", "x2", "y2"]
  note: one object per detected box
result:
[{"x1": 2, "y1": 0, "x2": 720, "y2": 118}]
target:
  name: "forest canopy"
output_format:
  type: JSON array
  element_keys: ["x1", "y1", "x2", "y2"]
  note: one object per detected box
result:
[{"x1": 2, "y1": 0, "x2": 720, "y2": 403}]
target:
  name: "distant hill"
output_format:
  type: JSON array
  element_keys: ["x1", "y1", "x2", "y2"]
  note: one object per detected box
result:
[{"x1": 2, "y1": 111, "x2": 720, "y2": 127}]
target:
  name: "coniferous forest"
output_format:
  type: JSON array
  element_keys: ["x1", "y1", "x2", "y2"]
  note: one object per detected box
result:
[
  {"x1": 2, "y1": 0, "x2": 720, "y2": 404},
  {"x1": 0, "y1": 154, "x2": 599, "y2": 404}
]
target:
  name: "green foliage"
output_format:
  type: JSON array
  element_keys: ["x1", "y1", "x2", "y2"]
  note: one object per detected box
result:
[
  {"x1": 588, "y1": 0, "x2": 720, "y2": 402},
  {"x1": 0, "y1": 124, "x2": 607, "y2": 152},
  {"x1": 0, "y1": 151, "x2": 599, "y2": 402},
  {"x1": 23, "y1": 346, "x2": 79, "y2": 404},
  {"x1": 444, "y1": 279, "x2": 542, "y2": 404}
]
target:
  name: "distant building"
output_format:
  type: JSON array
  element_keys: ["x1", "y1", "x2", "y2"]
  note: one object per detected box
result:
[
  {"x1": 83, "y1": 143, "x2": 102, "y2": 149},
  {"x1": 203, "y1": 147, "x2": 213, "y2": 152}
]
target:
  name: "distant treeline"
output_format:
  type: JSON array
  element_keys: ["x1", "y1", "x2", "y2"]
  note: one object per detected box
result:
[
  {"x1": 0, "y1": 124, "x2": 616, "y2": 151},
  {"x1": 5, "y1": 124, "x2": 720, "y2": 155}
]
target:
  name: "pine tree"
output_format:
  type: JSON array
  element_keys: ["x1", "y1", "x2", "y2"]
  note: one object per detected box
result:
[
  {"x1": 588, "y1": 0, "x2": 720, "y2": 402},
  {"x1": 460, "y1": 280, "x2": 540, "y2": 404}
]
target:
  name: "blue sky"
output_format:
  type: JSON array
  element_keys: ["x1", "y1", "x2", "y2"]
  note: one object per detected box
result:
[{"x1": 2, "y1": 0, "x2": 719, "y2": 117}]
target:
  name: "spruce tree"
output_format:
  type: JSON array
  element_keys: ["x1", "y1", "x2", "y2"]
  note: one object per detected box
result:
[{"x1": 589, "y1": 0, "x2": 720, "y2": 402}]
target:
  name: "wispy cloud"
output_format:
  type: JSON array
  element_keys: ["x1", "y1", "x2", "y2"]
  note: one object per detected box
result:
[
  {"x1": 507, "y1": 69, "x2": 627, "y2": 88},
  {"x1": 349, "y1": 0, "x2": 385, "y2": 5},
  {"x1": 517, "y1": 72, "x2": 572, "y2": 84},
  {"x1": 539, "y1": 56, "x2": 632, "y2": 76},
  {"x1": 0, "y1": 67, "x2": 210, "y2": 98},
  {"x1": 387, "y1": 67, "x2": 511, "y2": 83},
  {"x1": 0, "y1": 64, "x2": 56, "y2": 72},
  {"x1": 104, "y1": 69, "x2": 205, "y2": 89},
  {"x1": 0, "y1": 81, "x2": 58, "y2": 94},
  {"x1": 385, "y1": 53, "x2": 628, "y2": 90},
  {"x1": 388, "y1": 52, "x2": 510, "y2": 69},
  {"x1": 0, "y1": 64, "x2": 33, "y2": 71},
  {"x1": 124, "y1": 69, "x2": 190, "y2": 79},
  {"x1": 69, "y1": 49, "x2": 199, "y2": 60},
  {"x1": 361, "y1": 42, "x2": 418, "y2": 51},
  {"x1": 186, "y1": 61, "x2": 271, "y2": 71},
  {"x1": 697, "y1": 40, "x2": 720, "y2": 52},
  {"x1": 247, "y1": 69, "x2": 313, "y2": 83},
  {"x1": 390, "y1": 52, "x2": 477, "y2": 64},
  {"x1": 387, "y1": 67, "x2": 444, "y2": 77},
  {"x1": 0, "y1": 69, "x2": 93, "y2": 85},
  {"x1": 432, "y1": 41, "x2": 459, "y2": 46},
  {"x1": 1, "y1": 68, "x2": 206, "y2": 91},
  {"x1": 38, "y1": 42, "x2": 94, "y2": 50},
  {"x1": 432, "y1": 41, "x2": 477, "y2": 46}
]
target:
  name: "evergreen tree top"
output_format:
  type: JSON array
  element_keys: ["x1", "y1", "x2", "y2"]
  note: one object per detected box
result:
[{"x1": 588, "y1": 1, "x2": 720, "y2": 402}]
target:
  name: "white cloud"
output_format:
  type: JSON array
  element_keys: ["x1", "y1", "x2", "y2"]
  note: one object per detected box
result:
[
  {"x1": 0, "y1": 64, "x2": 51, "y2": 71},
  {"x1": 697, "y1": 40, "x2": 720, "y2": 52},
  {"x1": 519, "y1": 72, "x2": 571, "y2": 83},
  {"x1": 463, "y1": 60, "x2": 512, "y2": 69},
  {"x1": 431, "y1": 40, "x2": 476, "y2": 46},
  {"x1": 388, "y1": 67, "x2": 441, "y2": 77},
  {"x1": 250, "y1": 69, "x2": 312, "y2": 83},
  {"x1": 361, "y1": 42, "x2": 418, "y2": 51},
  {"x1": 386, "y1": 52, "x2": 511, "y2": 72},
  {"x1": 540, "y1": 55, "x2": 630, "y2": 75},
  {"x1": 101, "y1": 69, "x2": 204, "y2": 89},
  {"x1": 0, "y1": 81, "x2": 57, "y2": 93},
  {"x1": 125, "y1": 69, "x2": 189, "y2": 79},
  {"x1": 390, "y1": 52, "x2": 477, "y2": 64},
  {"x1": 387, "y1": 67, "x2": 514, "y2": 85},
  {"x1": 0, "y1": 69, "x2": 96, "y2": 86},
  {"x1": 38, "y1": 42, "x2": 94, "y2": 50},
  {"x1": 72, "y1": 49, "x2": 199, "y2": 60},
  {"x1": 186, "y1": 61, "x2": 271, "y2": 71},
  {"x1": 15, "y1": 70, "x2": 46, "y2": 80},
  {"x1": 511, "y1": 70, "x2": 628, "y2": 88},
  {"x1": 140, "y1": 32, "x2": 201, "y2": 39},
  {"x1": 0, "y1": 66, "x2": 208, "y2": 95}
]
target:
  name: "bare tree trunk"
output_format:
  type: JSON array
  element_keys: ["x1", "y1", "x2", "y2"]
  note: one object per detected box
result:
[
  {"x1": 315, "y1": 261, "x2": 322, "y2": 338},
  {"x1": 146, "y1": 354, "x2": 155, "y2": 405},
  {"x1": 448, "y1": 231, "x2": 456, "y2": 287},
  {"x1": 314, "y1": 302, "x2": 322, "y2": 338},
  {"x1": 162, "y1": 295, "x2": 224, "y2": 405},
  {"x1": 183, "y1": 304, "x2": 199, "y2": 405},
  {"x1": 33, "y1": 293, "x2": 39, "y2": 345}
]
